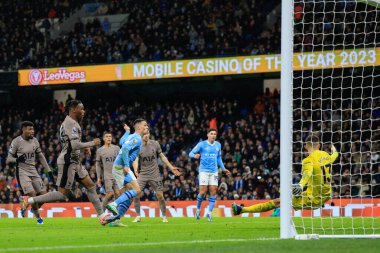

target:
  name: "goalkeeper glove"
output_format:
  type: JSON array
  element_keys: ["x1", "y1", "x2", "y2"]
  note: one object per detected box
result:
[
  {"x1": 331, "y1": 144, "x2": 337, "y2": 153},
  {"x1": 292, "y1": 184, "x2": 303, "y2": 196}
]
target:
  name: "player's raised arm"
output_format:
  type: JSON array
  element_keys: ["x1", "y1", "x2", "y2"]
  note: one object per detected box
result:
[
  {"x1": 330, "y1": 144, "x2": 339, "y2": 162},
  {"x1": 119, "y1": 124, "x2": 130, "y2": 146}
]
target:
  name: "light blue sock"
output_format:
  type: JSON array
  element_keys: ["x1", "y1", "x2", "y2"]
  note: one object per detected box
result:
[
  {"x1": 208, "y1": 195, "x2": 216, "y2": 213},
  {"x1": 197, "y1": 193, "x2": 203, "y2": 209},
  {"x1": 115, "y1": 190, "x2": 137, "y2": 205},
  {"x1": 117, "y1": 199, "x2": 132, "y2": 217}
]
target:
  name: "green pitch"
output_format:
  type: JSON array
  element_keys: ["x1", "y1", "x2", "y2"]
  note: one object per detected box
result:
[{"x1": 0, "y1": 218, "x2": 379, "y2": 253}]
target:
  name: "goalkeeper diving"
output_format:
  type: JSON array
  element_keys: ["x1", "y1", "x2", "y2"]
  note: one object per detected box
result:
[{"x1": 232, "y1": 134, "x2": 339, "y2": 215}]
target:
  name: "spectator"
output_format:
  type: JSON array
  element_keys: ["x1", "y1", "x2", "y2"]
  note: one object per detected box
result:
[
  {"x1": 233, "y1": 174, "x2": 244, "y2": 192},
  {"x1": 1, "y1": 86, "x2": 377, "y2": 202},
  {"x1": 101, "y1": 18, "x2": 110, "y2": 33},
  {"x1": 0, "y1": 0, "x2": 281, "y2": 70},
  {"x1": 0, "y1": 91, "x2": 284, "y2": 202}
]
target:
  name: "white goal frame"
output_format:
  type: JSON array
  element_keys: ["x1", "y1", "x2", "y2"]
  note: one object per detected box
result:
[{"x1": 280, "y1": 0, "x2": 380, "y2": 239}]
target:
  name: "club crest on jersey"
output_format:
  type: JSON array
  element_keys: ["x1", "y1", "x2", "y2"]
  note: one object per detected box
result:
[{"x1": 126, "y1": 138, "x2": 137, "y2": 145}]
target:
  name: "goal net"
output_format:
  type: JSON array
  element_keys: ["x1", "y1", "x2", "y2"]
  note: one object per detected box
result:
[{"x1": 283, "y1": 0, "x2": 380, "y2": 238}]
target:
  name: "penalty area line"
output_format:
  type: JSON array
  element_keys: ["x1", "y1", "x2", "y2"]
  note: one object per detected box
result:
[{"x1": 0, "y1": 238, "x2": 280, "y2": 252}]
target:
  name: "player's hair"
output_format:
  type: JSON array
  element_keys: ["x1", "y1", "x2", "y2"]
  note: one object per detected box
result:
[
  {"x1": 207, "y1": 128, "x2": 217, "y2": 134},
  {"x1": 21, "y1": 121, "x2": 34, "y2": 129},
  {"x1": 103, "y1": 132, "x2": 112, "y2": 137},
  {"x1": 305, "y1": 134, "x2": 320, "y2": 146},
  {"x1": 133, "y1": 118, "x2": 146, "y2": 127},
  {"x1": 65, "y1": 99, "x2": 82, "y2": 113}
]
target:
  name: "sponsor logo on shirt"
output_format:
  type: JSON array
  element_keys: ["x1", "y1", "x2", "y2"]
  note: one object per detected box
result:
[{"x1": 204, "y1": 153, "x2": 217, "y2": 157}]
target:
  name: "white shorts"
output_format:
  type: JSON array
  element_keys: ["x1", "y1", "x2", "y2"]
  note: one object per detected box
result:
[
  {"x1": 112, "y1": 164, "x2": 137, "y2": 189},
  {"x1": 199, "y1": 172, "x2": 218, "y2": 186}
]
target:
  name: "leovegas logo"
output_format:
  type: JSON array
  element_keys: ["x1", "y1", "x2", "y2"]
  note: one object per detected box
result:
[
  {"x1": 28, "y1": 69, "x2": 43, "y2": 85},
  {"x1": 28, "y1": 68, "x2": 86, "y2": 85}
]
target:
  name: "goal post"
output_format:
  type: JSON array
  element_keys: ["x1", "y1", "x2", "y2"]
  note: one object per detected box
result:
[
  {"x1": 281, "y1": 0, "x2": 380, "y2": 239},
  {"x1": 280, "y1": 0, "x2": 295, "y2": 239}
]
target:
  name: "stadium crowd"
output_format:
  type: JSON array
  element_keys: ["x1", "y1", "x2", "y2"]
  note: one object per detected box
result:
[
  {"x1": 292, "y1": 79, "x2": 380, "y2": 199},
  {"x1": 0, "y1": 0, "x2": 281, "y2": 70},
  {"x1": 1, "y1": 88, "x2": 379, "y2": 204},
  {"x1": 0, "y1": 0, "x2": 91, "y2": 70},
  {"x1": 0, "y1": 90, "x2": 283, "y2": 203},
  {"x1": 0, "y1": 0, "x2": 379, "y2": 205},
  {"x1": 1, "y1": 0, "x2": 379, "y2": 71},
  {"x1": 293, "y1": 1, "x2": 380, "y2": 52}
]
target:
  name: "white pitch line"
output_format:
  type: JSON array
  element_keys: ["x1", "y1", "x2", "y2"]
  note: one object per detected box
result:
[
  {"x1": 0, "y1": 238, "x2": 280, "y2": 252},
  {"x1": 119, "y1": 220, "x2": 270, "y2": 227}
]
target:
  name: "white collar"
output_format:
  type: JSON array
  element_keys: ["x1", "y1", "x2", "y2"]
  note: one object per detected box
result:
[{"x1": 207, "y1": 140, "x2": 216, "y2": 146}]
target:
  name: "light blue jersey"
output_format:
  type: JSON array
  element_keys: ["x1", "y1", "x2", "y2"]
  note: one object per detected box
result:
[
  {"x1": 114, "y1": 132, "x2": 142, "y2": 168},
  {"x1": 189, "y1": 140, "x2": 225, "y2": 173},
  {"x1": 110, "y1": 130, "x2": 144, "y2": 220}
]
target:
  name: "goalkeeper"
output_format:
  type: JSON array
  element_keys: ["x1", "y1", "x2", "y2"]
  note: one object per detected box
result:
[{"x1": 232, "y1": 134, "x2": 339, "y2": 215}]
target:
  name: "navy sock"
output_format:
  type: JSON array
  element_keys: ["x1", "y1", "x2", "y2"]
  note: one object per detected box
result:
[{"x1": 117, "y1": 199, "x2": 132, "y2": 217}]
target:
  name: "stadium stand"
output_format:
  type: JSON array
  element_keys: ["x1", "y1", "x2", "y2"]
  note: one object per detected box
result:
[
  {"x1": 0, "y1": 0, "x2": 281, "y2": 70},
  {"x1": 0, "y1": 90, "x2": 283, "y2": 202},
  {"x1": 0, "y1": 0, "x2": 378, "y2": 204}
]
